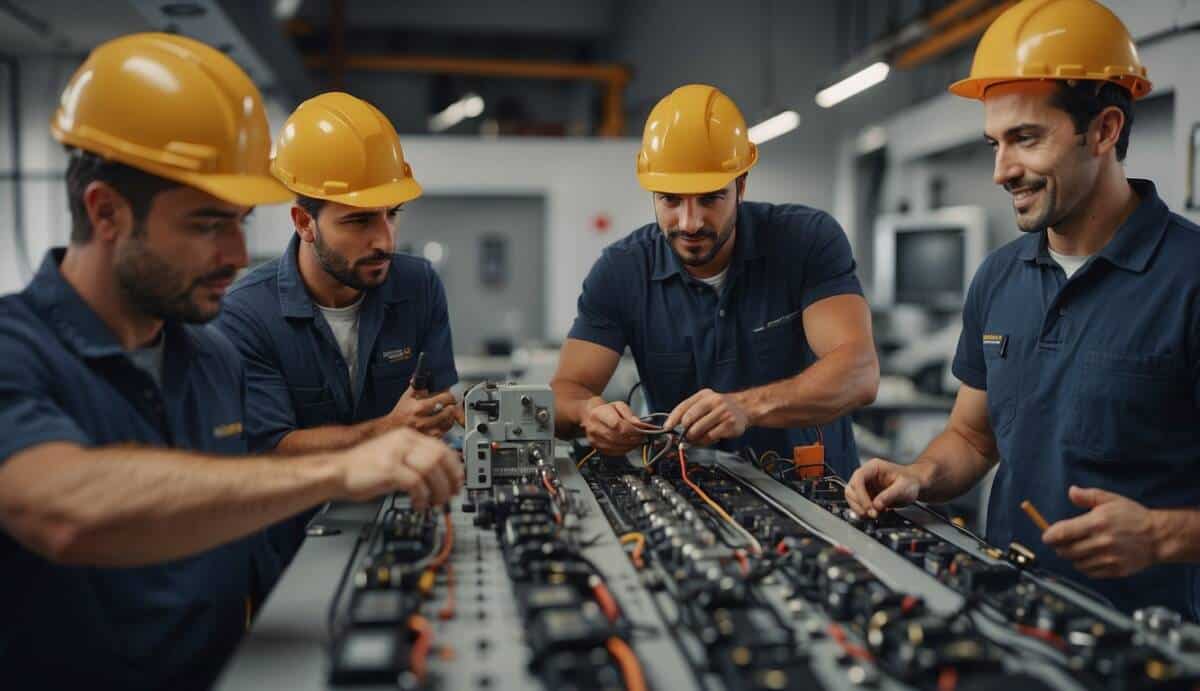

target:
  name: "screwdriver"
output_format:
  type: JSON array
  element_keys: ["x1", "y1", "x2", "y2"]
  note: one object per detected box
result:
[{"x1": 1020, "y1": 500, "x2": 1050, "y2": 532}]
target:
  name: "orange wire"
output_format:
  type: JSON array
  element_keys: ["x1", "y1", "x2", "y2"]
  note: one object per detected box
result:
[
  {"x1": 734, "y1": 549, "x2": 750, "y2": 576},
  {"x1": 619, "y1": 532, "x2": 646, "y2": 569},
  {"x1": 678, "y1": 446, "x2": 762, "y2": 555},
  {"x1": 1016, "y1": 624, "x2": 1067, "y2": 650},
  {"x1": 429, "y1": 508, "x2": 455, "y2": 571},
  {"x1": 827, "y1": 623, "x2": 874, "y2": 662},
  {"x1": 606, "y1": 637, "x2": 648, "y2": 691},
  {"x1": 590, "y1": 578, "x2": 621, "y2": 623},
  {"x1": 437, "y1": 561, "x2": 456, "y2": 620},
  {"x1": 409, "y1": 615, "x2": 434, "y2": 683},
  {"x1": 937, "y1": 667, "x2": 958, "y2": 691}
]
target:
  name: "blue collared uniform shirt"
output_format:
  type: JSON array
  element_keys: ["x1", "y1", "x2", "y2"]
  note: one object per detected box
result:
[
  {"x1": 217, "y1": 234, "x2": 458, "y2": 559},
  {"x1": 0, "y1": 249, "x2": 279, "y2": 690},
  {"x1": 953, "y1": 180, "x2": 1200, "y2": 618},
  {"x1": 568, "y1": 201, "x2": 864, "y2": 477}
]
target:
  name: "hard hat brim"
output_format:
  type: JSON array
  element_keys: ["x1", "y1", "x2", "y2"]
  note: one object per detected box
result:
[
  {"x1": 183, "y1": 172, "x2": 295, "y2": 207},
  {"x1": 636, "y1": 169, "x2": 750, "y2": 195},
  {"x1": 317, "y1": 177, "x2": 424, "y2": 209},
  {"x1": 949, "y1": 74, "x2": 1153, "y2": 101}
]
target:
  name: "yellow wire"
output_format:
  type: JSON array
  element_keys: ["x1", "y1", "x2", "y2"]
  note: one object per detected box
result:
[
  {"x1": 619, "y1": 532, "x2": 646, "y2": 568},
  {"x1": 576, "y1": 448, "x2": 598, "y2": 469}
]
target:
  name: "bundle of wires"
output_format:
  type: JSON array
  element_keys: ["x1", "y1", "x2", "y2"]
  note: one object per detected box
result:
[{"x1": 677, "y1": 444, "x2": 764, "y2": 556}]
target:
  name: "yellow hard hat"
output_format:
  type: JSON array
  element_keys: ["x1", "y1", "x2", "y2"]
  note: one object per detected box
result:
[
  {"x1": 950, "y1": 0, "x2": 1151, "y2": 100},
  {"x1": 51, "y1": 32, "x2": 290, "y2": 206},
  {"x1": 271, "y1": 92, "x2": 422, "y2": 209},
  {"x1": 636, "y1": 84, "x2": 758, "y2": 194}
]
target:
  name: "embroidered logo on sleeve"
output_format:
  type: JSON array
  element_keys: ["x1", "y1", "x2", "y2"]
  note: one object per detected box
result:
[
  {"x1": 982, "y1": 333, "x2": 1008, "y2": 358},
  {"x1": 213, "y1": 422, "x2": 244, "y2": 439}
]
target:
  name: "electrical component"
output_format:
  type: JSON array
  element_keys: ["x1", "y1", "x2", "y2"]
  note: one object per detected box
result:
[{"x1": 463, "y1": 382, "x2": 555, "y2": 491}]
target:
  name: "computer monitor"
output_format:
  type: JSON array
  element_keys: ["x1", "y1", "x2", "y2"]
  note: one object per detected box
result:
[{"x1": 873, "y1": 206, "x2": 987, "y2": 310}]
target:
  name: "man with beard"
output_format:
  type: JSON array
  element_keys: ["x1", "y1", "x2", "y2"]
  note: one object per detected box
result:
[
  {"x1": 845, "y1": 0, "x2": 1200, "y2": 619},
  {"x1": 551, "y1": 84, "x2": 879, "y2": 478},
  {"x1": 0, "y1": 34, "x2": 462, "y2": 689},
  {"x1": 217, "y1": 92, "x2": 459, "y2": 563}
]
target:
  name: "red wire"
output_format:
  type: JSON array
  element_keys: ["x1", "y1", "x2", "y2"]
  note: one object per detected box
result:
[
  {"x1": 591, "y1": 579, "x2": 621, "y2": 624},
  {"x1": 827, "y1": 623, "x2": 874, "y2": 662},
  {"x1": 437, "y1": 561, "x2": 456, "y2": 620},
  {"x1": 734, "y1": 550, "x2": 750, "y2": 576},
  {"x1": 937, "y1": 667, "x2": 958, "y2": 691},
  {"x1": 409, "y1": 615, "x2": 433, "y2": 683},
  {"x1": 1016, "y1": 624, "x2": 1067, "y2": 650}
]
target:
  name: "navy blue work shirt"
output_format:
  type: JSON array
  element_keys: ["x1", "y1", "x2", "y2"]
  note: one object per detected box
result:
[
  {"x1": 568, "y1": 201, "x2": 864, "y2": 477},
  {"x1": 0, "y1": 250, "x2": 279, "y2": 690},
  {"x1": 217, "y1": 234, "x2": 458, "y2": 558},
  {"x1": 953, "y1": 180, "x2": 1200, "y2": 618}
]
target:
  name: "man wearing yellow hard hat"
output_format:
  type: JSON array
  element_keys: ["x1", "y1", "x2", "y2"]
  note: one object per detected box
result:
[
  {"x1": 846, "y1": 0, "x2": 1200, "y2": 619},
  {"x1": 217, "y1": 92, "x2": 460, "y2": 563},
  {"x1": 0, "y1": 34, "x2": 462, "y2": 688},
  {"x1": 552, "y1": 84, "x2": 880, "y2": 479}
]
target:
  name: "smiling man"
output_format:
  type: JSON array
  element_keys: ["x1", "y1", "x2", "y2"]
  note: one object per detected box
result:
[
  {"x1": 217, "y1": 92, "x2": 459, "y2": 563},
  {"x1": 845, "y1": 0, "x2": 1200, "y2": 619},
  {"x1": 552, "y1": 84, "x2": 879, "y2": 477}
]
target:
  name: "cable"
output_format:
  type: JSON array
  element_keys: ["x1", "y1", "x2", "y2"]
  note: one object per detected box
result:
[
  {"x1": 576, "y1": 448, "x2": 598, "y2": 469},
  {"x1": 625, "y1": 380, "x2": 644, "y2": 406},
  {"x1": 428, "y1": 507, "x2": 455, "y2": 571},
  {"x1": 937, "y1": 666, "x2": 958, "y2": 691},
  {"x1": 827, "y1": 623, "x2": 874, "y2": 662},
  {"x1": 678, "y1": 445, "x2": 763, "y2": 555},
  {"x1": 733, "y1": 549, "x2": 750, "y2": 576},
  {"x1": 437, "y1": 561, "x2": 456, "y2": 620},
  {"x1": 619, "y1": 532, "x2": 646, "y2": 569},
  {"x1": 408, "y1": 615, "x2": 433, "y2": 683},
  {"x1": 590, "y1": 575, "x2": 621, "y2": 623},
  {"x1": 606, "y1": 637, "x2": 648, "y2": 691}
]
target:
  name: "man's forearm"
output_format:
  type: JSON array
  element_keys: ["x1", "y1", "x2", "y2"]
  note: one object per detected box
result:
[
  {"x1": 909, "y1": 429, "x2": 996, "y2": 504},
  {"x1": 0, "y1": 443, "x2": 343, "y2": 567},
  {"x1": 276, "y1": 418, "x2": 385, "y2": 454},
  {"x1": 550, "y1": 379, "x2": 602, "y2": 438},
  {"x1": 733, "y1": 340, "x2": 879, "y2": 429},
  {"x1": 1154, "y1": 509, "x2": 1200, "y2": 564}
]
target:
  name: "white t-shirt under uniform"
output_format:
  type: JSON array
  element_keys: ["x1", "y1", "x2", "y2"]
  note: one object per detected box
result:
[{"x1": 318, "y1": 294, "x2": 365, "y2": 396}]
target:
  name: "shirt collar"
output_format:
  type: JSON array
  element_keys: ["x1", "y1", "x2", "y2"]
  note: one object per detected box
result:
[
  {"x1": 649, "y1": 203, "x2": 765, "y2": 282},
  {"x1": 277, "y1": 234, "x2": 410, "y2": 319},
  {"x1": 1018, "y1": 179, "x2": 1169, "y2": 273},
  {"x1": 25, "y1": 248, "x2": 193, "y2": 361}
]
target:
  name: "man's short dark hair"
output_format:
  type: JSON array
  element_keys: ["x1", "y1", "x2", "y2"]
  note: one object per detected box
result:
[
  {"x1": 1049, "y1": 80, "x2": 1135, "y2": 162},
  {"x1": 295, "y1": 195, "x2": 326, "y2": 221},
  {"x1": 65, "y1": 149, "x2": 180, "y2": 244}
]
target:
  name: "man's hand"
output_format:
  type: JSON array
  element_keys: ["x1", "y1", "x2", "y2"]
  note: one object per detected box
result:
[
  {"x1": 844, "y1": 458, "x2": 924, "y2": 518},
  {"x1": 336, "y1": 427, "x2": 463, "y2": 508},
  {"x1": 664, "y1": 389, "x2": 749, "y2": 446},
  {"x1": 1042, "y1": 486, "x2": 1163, "y2": 579},
  {"x1": 580, "y1": 398, "x2": 646, "y2": 456},
  {"x1": 388, "y1": 386, "x2": 458, "y2": 438}
]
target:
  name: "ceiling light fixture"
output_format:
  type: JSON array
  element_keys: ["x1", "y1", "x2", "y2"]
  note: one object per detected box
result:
[{"x1": 816, "y1": 61, "x2": 890, "y2": 109}]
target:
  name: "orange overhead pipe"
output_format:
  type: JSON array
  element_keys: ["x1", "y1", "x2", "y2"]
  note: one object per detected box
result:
[
  {"x1": 304, "y1": 54, "x2": 632, "y2": 137},
  {"x1": 924, "y1": 0, "x2": 990, "y2": 32},
  {"x1": 895, "y1": 1, "x2": 1017, "y2": 70}
]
